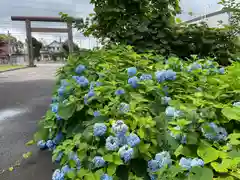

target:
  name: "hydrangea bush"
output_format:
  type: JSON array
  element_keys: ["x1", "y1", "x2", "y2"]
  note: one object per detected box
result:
[{"x1": 34, "y1": 45, "x2": 240, "y2": 180}]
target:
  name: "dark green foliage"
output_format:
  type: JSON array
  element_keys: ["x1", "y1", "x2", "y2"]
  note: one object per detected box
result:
[{"x1": 60, "y1": 0, "x2": 239, "y2": 65}]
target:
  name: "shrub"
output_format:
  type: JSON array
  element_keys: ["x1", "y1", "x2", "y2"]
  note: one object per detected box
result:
[{"x1": 35, "y1": 45, "x2": 240, "y2": 180}]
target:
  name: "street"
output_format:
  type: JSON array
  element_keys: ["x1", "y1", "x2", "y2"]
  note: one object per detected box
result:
[{"x1": 0, "y1": 64, "x2": 63, "y2": 180}]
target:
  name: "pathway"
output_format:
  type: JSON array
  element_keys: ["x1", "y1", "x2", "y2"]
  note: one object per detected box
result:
[{"x1": 0, "y1": 64, "x2": 63, "y2": 180}]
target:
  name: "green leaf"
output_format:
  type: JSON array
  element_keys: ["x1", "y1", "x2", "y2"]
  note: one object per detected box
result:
[
  {"x1": 174, "y1": 145, "x2": 194, "y2": 157},
  {"x1": 228, "y1": 133, "x2": 240, "y2": 145},
  {"x1": 211, "y1": 159, "x2": 232, "y2": 173},
  {"x1": 77, "y1": 169, "x2": 89, "y2": 178},
  {"x1": 197, "y1": 140, "x2": 219, "y2": 164},
  {"x1": 189, "y1": 167, "x2": 213, "y2": 180},
  {"x1": 187, "y1": 132, "x2": 199, "y2": 145},
  {"x1": 67, "y1": 171, "x2": 76, "y2": 179},
  {"x1": 58, "y1": 102, "x2": 76, "y2": 120},
  {"x1": 107, "y1": 163, "x2": 117, "y2": 175},
  {"x1": 222, "y1": 107, "x2": 240, "y2": 121},
  {"x1": 103, "y1": 154, "x2": 114, "y2": 162},
  {"x1": 113, "y1": 154, "x2": 123, "y2": 165},
  {"x1": 25, "y1": 140, "x2": 35, "y2": 146}
]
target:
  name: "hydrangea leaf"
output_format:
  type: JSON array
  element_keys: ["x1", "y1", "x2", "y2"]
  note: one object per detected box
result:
[
  {"x1": 228, "y1": 133, "x2": 240, "y2": 145},
  {"x1": 197, "y1": 140, "x2": 219, "y2": 164},
  {"x1": 189, "y1": 167, "x2": 213, "y2": 180},
  {"x1": 107, "y1": 163, "x2": 117, "y2": 175},
  {"x1": 58, "y1": 102, "x2": 76, "y2": 120},
  {"x1": 222, "y1": 107, "x2": 240, "y2": 121}
]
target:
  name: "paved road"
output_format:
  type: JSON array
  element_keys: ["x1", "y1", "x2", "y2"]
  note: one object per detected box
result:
[{"x1": 0, "y1": 64, "x2": 63, "y2": 180}]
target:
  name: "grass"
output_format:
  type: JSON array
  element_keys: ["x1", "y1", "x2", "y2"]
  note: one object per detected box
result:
[{"x1": 0, "y1": 65, "x2": 25, "y2": 71}]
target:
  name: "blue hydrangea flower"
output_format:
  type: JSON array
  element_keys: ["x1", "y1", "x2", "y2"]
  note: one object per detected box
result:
[
  {"x1": 93, "y1": 123, "x2": 107, "y2": 136},
  {"x1": 155, "y1": 71, "x2": 166, "y2": 83},
  {"x1": 112, "y1": 120, "x2": 128, "y2": 137},
  {"x1": 233, "y1": 102, "x2": 240, "y2": 107},
  {"x1": 60, "y1": 79, "x2": 69, "y2": 87},
  {"x1": 88, "y1": 90, "x2": 95, "y2": 98},
  {"x1": 181, "y1": 135, "x2": 187, "y2": 144},
  {"x1": 51, "y1": 104, "x2": 58, "y2": 113},
  {"x1": 105, "y1": 136, "x2": 119, "y2": 151},
  {"x1": 163, "y1": 86, "x2": 169, "y2": 96},
  {"x1": 188, "y1": 63, "x2": 202, "y2": 71},
  {"x1": 52, "y1": 169, "x2": 64, "y2": 180},
  {"x1": 37, "y1": 140, "x2": 46, "y2": 150},
  {"x1": 100, "y1": 174, "x2": 113, "y2": 180},
  {"x1": 161, "y1": 96, "x2": 171, "y2": 105},
  {"x1": 155, "y1": 151, "x2": 172, "y2": 168},
  {"x1": 170, "y1": 126, "x2": 181, "y2": 139},
  {"x1": 219, "y1": 67, "x2": 225, "y2": 74},
  {"x1": 119, "y1": 102, "x2": 130, "y2": 114},
  {"x1": 92, "y1": 156, "x2": 106, "y2": 168},
  {"x1": 179, "y1": 157, "x2": 192, "y2": 170},
  {"x1": 57, "y1": 87, "x2": 65, "y2": 97},
  {"x1": 164, "y1": 70, "x2": 176, "y2": 81},
  {"x1": 69, "y1": 152, "x2": 81, "y2": 168},
  {"x1": 201, "y1": 122, "x2": 228, "y2": 141},
  {"x1": 53, "y1": 132, "x2": 63, "y2": 144},
  {"x1": 118, "y1": 135, "x2": 127, "y2": 146},
  {"x1": 56, "y1": 114, "x2": 62, "y2": 121},
  {"x1": 127, "y1": 133, "x2": 140, "y2": 147},
  {"x1": 127, "y1": 67, "x2": 137, "y2": 76},
  {"x1": 118, "y1": 145, "x2": 134, "y2": 163},
  {"x1": 96, "y1": 81, "x2": 102, "y2": 87},
  {"x1": 140, "y1": 74, "x2": 152, "y2": 81},
  {"x1": 128, "y1": 76, "x2": 139, "y2": 88},
  {"x1": 115, "y1": 89, "x2": 125, "y2": 95},
  {"x1": 93, "y1": 111, "x2": 100, "y2": 117},
  {"x1": 165, "y1": 106, "x2": 180, "y2": 117},
  {"x1": 55, "y1": 151, "x2": 64, "y2": 163},
  {"x1": 46, "y1": 140, "x2": 56, "y2": 151},
  {"x1": 75, "y1": 64, "x2": 86, "y2": 74},
  {"x1": 61, "y1": 165, "x2": 71, "y2": 174},
  {"x1": 73, "y1": 76, "x2": 89, "y2": 87},
  {"x1": 148, "y1": 159, "x2": 160, "y2": 172},
  {"x1": 190, "y1": 158, "x2": 204, "y2": 167},
  {"x1": 149, "y1": 174, "x2": 158, "y2": 180}
]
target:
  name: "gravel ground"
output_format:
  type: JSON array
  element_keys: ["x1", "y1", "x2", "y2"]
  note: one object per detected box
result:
[{"x1": 0, "y1": 64, "x2": 63, "y2": 180}]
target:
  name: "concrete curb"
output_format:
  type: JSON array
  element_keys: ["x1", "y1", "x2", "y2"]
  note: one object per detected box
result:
[{"x1": 0, "y1": 66, "x2": 30, "y2": 73}]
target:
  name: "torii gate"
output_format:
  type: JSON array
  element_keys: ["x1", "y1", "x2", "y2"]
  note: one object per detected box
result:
[{"x1": 11, "y1": 16, "x2": 78, "y2": 67}]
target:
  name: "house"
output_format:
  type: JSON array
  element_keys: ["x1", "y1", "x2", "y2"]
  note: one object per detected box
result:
[
  {"x1": 40, "y1": 40, "x2": 64, "y2": 61},
  {"x1": 184, "y1": 10, "x2": 232, "y2": 28},
  {"x1": 0, "y1": 41, "x2": 10, "y2": 64}
]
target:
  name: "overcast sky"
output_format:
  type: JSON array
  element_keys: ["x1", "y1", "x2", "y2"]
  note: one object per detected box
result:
[{"x1": 0, "y1": 0, "x2": 223, "y2": 49}]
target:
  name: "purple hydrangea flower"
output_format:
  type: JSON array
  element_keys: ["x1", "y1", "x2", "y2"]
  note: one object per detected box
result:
[
  {"x1": 105, "y1": 136, "x2": 119, "y2": 151},
  {"x1": 127, "y1": 133, "x2": 140, "y2": 147},
  {"x1": 75, "y1": 64, "x2": 86, "y2": 74},
  {"x1": 118, "y1": 145, "x2": 134, "y2": 163},
  {"x1": 127, "y1": 67, "x2": 137, "y2": 77},
  {"x1": 93, "y1": 123, "x2": 107, "y2": 136},
  {"x1": 112, "y1": 120, "x2": 128, "y2": 137},
  {"x1": 115, "y1": 89, "x2": 125, "y2": 95},
  {"x1": 92, "y1": 156, "x2": 106, "y2": 168},
  {"x1": 128, "y1": 76, "x2": 139, "y2": 88}
]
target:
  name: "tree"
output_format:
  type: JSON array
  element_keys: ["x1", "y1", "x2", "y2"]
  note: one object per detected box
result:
[
  {"x1": 31, "y1": 37, "x2": 43, "y2": 60},
  {"x1": 61, "y1": 40, "x2": 79, "y2": 54},
  {"x1": 219, "y1": 0, "x2": 240, "y2": 35}
]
